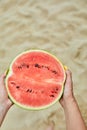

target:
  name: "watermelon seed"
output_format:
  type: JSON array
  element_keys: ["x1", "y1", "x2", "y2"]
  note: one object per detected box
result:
[
  {"x1": 29, "y1": 89, "x2": 32, "y2": 93},
  {"x1": 11, "y1": 82, "x2": 16, "y2": 85},
  {"x1": 56, "y1": 88, "x2": 58, "y2": 91},
  {"x1": 21, "y1": 63, "x2": 29, "y2": 68},
  {"x1": 51, "y1": 90, "x2": 57, "y2": 94},
  {"x1": 26, "y1": 89, "x2": 29, "y2": 92},
  {"x1": 49, "y1": 95, "x2": 55, "y2": 97},
  {"x1": 41, "y1": 65, "x2": 49, "y2": 70},
  {"x1": 26, "y1": 89, "x2": 32, "y2": 93},
  {"x1": 18, "y1": 66, "x2": 22, "y2": 69},
  {"x1": 45, "y1": 66, "x2": 49, "y2": 70},
  {"x1": 41, "y1": 65, "x2": 57, "y2": 74},
  {"x1": 16, "y1": 86, "x2": 20, "y2": 89},
  {"x1": 51, "y1": 70, "x2": 57, "y2": 74},
  {"x1": 35, "y1": 63, "x2": 40, "y2": 68},
  {"x1": 47, "y1": 67, "x2": 49, "y2": 70},
  {"x1": 34, "y1": 64, "x2": 50, "y2": 70},
  {"x1": 27, "y1": 65, "x2": 29, "y2": 68},
  {"x1": 51, "y1": 90, "x2": 55, "y2": 93}
]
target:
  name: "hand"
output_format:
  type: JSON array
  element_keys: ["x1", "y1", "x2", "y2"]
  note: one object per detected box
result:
[
  {"x1": 0, "y1": 74, "x2": 13, "y2": 126},
  {"x1": 0, "y1": 74, "x2": 12, "y2": 107},
  {"x1": 59, "y1": 70, "x2": 75, "y2": 108}
]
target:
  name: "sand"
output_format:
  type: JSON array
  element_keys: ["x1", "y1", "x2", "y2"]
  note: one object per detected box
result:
[{"x1": 0, "y1": 0, "x2": 87, "y2": 130}]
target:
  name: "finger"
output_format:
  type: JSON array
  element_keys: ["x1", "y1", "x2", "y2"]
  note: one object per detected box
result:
[
  {"x1": 0, "y1": 74, "x2": 5, "y2": 81},
  {"x1": 65, "y1": 70, "x2": 73, "y2": 89},
  {"x1": 46, "y1": 127, "x2": 54, "y2": 130},
  {"x1": 59, "y1": 98, "x2": 64, "y2": 107},
  {"x1": 0, "y1": 73, "x2": 6, "y2": 78},
  {"x1": 46, "y1": 121, "x2": 54, "y2": 130},
  {"x1": 46, "y1": 125, "x2": 54, "y2": 130},
  {"x1": 0, "y1": 74, "x2": 6, "y2": 87},
  {"x1": 7, "y1": 99, "x2": 14, "y2": 107}
]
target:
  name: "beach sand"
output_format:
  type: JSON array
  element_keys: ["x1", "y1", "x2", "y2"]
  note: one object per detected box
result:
[{"x1": 0, "y1": 0, "x2": 87, "y2": 130}]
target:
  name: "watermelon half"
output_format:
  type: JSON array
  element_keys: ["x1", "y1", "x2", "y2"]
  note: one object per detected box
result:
[{"x1": 5, "y1": 50, "x2": 66, "y2": 110}]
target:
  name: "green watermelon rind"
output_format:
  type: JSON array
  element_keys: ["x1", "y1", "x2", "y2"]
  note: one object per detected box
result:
[{"x1": 5, "y1": 50, "x2": 66, "y2": 110}]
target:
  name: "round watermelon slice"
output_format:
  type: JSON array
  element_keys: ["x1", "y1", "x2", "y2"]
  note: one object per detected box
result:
[{"x1": 5, "y1": 50, "x2": 66, "y2": 110}]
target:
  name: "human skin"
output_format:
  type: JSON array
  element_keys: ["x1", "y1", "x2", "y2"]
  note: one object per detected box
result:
[
  {"x1": 0, "y1": 74, "x2": 12, "y2": 126},
  {"x1": 59, "y1": 70, "x2": 87, "y2": 130}
]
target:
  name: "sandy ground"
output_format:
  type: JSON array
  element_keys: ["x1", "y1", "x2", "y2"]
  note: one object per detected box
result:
[{"x1": 0, "y1": 0, "x2": 87, "y2": 130}]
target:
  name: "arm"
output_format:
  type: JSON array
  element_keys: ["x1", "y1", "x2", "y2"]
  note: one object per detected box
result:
[
  {"x1": 0, "y1": 74, "x2": 13, "y2": 126},
  {"x1": 60, "y1": 70, "x2": 87, "y2": 130}
]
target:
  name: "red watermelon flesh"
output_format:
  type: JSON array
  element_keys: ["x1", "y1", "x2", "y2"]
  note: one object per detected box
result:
[{"x1": 5, "y1": 50, "x2": 66, "y2": 110}]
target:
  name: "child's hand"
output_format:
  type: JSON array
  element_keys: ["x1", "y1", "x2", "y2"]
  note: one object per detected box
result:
[{"x1": 59, "y1": 70, "x2": 75, "y2": 108}]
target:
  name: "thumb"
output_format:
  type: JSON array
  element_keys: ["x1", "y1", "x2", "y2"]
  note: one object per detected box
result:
[
  {"x1": 64, "y1": 70, "x2": 73, "y2": 94},
  {"x1": 46, "y1": 121, "x2": 54, "y2": 130}
]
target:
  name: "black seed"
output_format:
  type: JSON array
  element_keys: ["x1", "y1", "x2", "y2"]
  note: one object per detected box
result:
[
  {"x1": 41, "y1": 65, "x2": 49, "y2": 70},
  {"x1": 35, "y1": 63, "x2": 40, "y2": 68},
  {"x1": 11, "y1": 82, "x2": 16, "y2": 85},
  {"x1": 51, "y1": 90, "x2": 57, "y2": 94},
  {"x1": 54, "y1": 91, "x2": 57, "y2": 94},
  {"x1": 45, "y1": 66, "x2": 49, "y2": 70},
  {"x1": 47, "y1": 67, "x2": 49, "y2": 70},
  {"x1": 29, "y1": 89, "x2": 32, "y2": 93},
  {"x1": 49, "y1": 95, "x2": 55, "y2": 97},
  {"x1": 21, "y1": 63, "x2": 29, "y2": 68},
  {"x1": 16, "y1": 86, "x2": 20, "y2": 89},
  {"x1": 27, "y1": 65, "x2": 29, "y2": 68},
  {"x1": 18, "y1": 63, "x2": 29, "y2": 69},
  {"x1": 18, "y1": 66, "x2": 22, "y2": 69},
  {"x1": 51, "y1": 90, "x2": 55, "y2": 93},
  {"x1": 26, "y1": 89, "x2": 32, "y2": 93},
  {"x1": 42, "y1": 65, "x2": 45, "y2": 68},
  {"x1": 52, "y1": 70, "x2": 57, "y2": 74},
  {"x1": 56, "y1": 88, "x2": 58, "y2": 91},
  {"x1": 26, "y1": 89, "x2": 29, "y2": 92}
]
